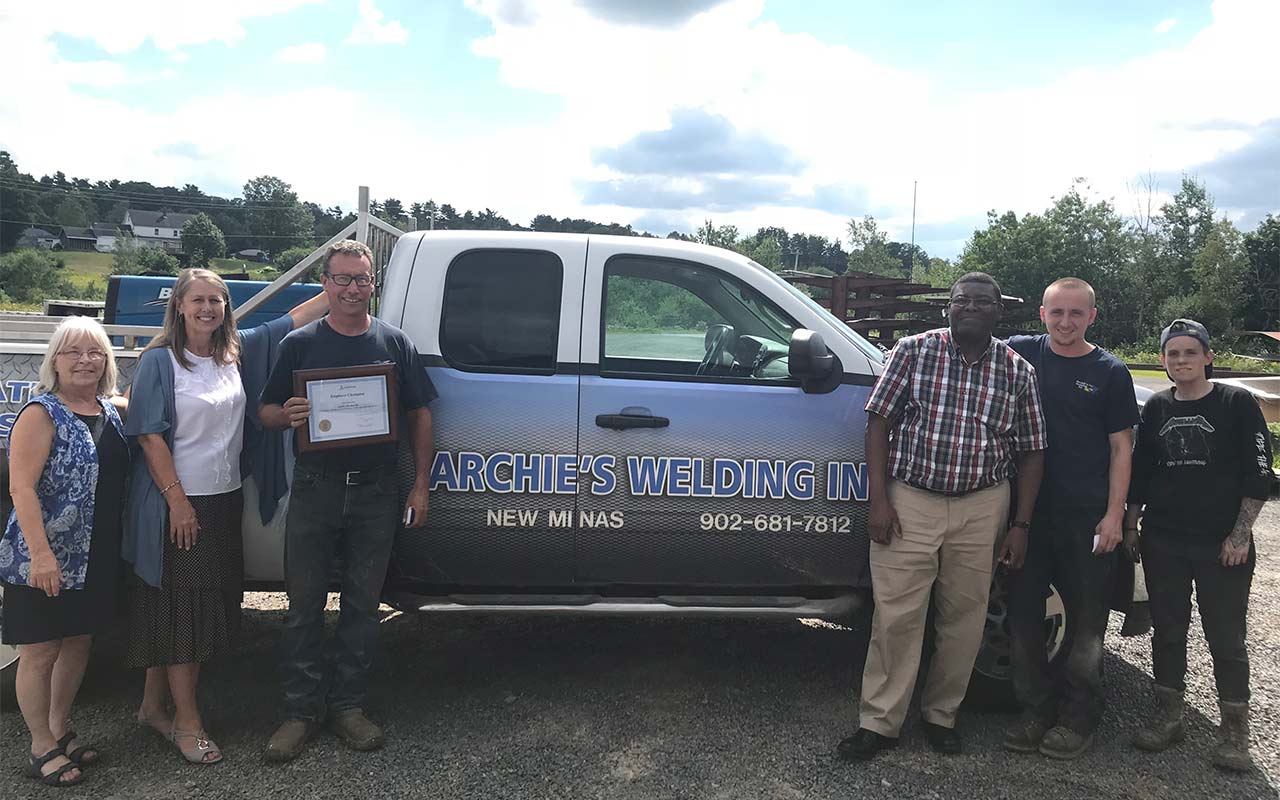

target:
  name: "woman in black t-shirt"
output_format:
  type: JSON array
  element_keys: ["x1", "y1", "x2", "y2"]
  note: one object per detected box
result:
[{"x1": 1124, "y1": 319, "x2": 1274, "y2": 773}]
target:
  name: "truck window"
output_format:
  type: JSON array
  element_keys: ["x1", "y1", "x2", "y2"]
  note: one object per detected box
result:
[
  {"x1": 440, "y1": 249, "x2": 563, "y2": 374},
  {"x1": 601, "y1": 256, "x2": 798, "y2": 382}
]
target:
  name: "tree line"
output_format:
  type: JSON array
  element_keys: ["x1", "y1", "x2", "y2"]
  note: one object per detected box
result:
[{"x1": 1, "y1": 151, "x2": 1274, "y2": 348}]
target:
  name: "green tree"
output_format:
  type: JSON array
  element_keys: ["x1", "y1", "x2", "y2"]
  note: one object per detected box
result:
[
  {"x1": 0, "y1": 249, "x2": 76, "y2": 303},
  {"x1": 243, "y1": 175, "x2": 314, "y2": 251},
  {"x1": 1156, "y1": 176, "x2": 1216, "y2": 298},
  {"x1": 54, "y1": 195, "x2": 93, "y2": 228},
  {"x1": 273, "y1": 245, "x2": 322, "y2": 281},
  {"x1": 1242, "y1": 214, "x2": 1279, "y2": 332},
  {"x1": 846, "y1": 216, "x2": 902, "y2": 276},
  {"x1": 696, "y1": 219, "x2": 741, "y2": 250},
  {"x1": 180, "y1": 212, "x2": 227, "y2": 267},
  {"x1": 1187, "y1": 218, "x2": 1248, "y2": 337},
  {"x1": 113, "y1": 239, "x2": 180, "y2": 275},
  {"x1": 958, "y1": 183, "x2": 1136, "y2": 345}
]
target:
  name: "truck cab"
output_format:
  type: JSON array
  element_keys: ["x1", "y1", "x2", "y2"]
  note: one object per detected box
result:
[{"x1": 246, "y1": 232, "x2": 884, "y2": 615}]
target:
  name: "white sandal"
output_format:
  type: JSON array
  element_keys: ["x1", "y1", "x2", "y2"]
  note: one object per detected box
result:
[{"x1": 169, "y1": 728, "x2": 223, "y2": 765}]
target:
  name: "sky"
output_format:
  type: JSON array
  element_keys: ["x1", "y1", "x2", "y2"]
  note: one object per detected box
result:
[{"x1": 1, "y1": 0, "x2": 1277, "y2": 258}]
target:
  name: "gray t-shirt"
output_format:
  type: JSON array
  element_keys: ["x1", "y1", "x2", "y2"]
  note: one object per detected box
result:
[{"x1": 260, "y1": 317, "x2": 437, "y2": 472}]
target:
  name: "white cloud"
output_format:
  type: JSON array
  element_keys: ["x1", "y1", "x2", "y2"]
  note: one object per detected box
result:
[
  {"x1": 170, "y1": 51, "x2": 190, "y2": 63},
  {"x1": 460, "y1": 0, "x2": 1280, "y2": 250},
  {"x1": 1, "y1": 0, "x2": 321, "y2": 53},
  {"x1": 2, "y1": 0, "x2": 1277, "y2": 258},
  {"x1": 345, "y1": 0, "x2": 408, "y2": 45},
  {"x1": 275, "y1": 42, "x2": 327, "y2": 63},
  {"x1": 1154, "y1": 17, "x2": 1179, "y2": 33}
]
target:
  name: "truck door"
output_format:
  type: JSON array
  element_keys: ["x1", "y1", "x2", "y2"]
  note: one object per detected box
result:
[
  {"x1": 389, "y1": 239, "x2": 586, "y2": 588},
  {"x1": 575, "y1": 243, "x2": 872, "y2": 591}
]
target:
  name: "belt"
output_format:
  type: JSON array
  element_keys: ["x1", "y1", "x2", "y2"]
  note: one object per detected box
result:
[
  {"x1": 297, "y1": 464, "x2": 394, "y2": 486},
  {"x1": 344, "y1": 469, "x2": 387, "y2": 486}
]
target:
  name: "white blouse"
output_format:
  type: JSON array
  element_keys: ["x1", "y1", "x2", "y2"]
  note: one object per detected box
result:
[{"x1": 169, "y1": 349, "x2": 246, "y2": 496}]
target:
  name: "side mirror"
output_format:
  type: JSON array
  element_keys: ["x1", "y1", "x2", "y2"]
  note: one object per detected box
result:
[{"x1": 789, "y1": 329, "x2": 839, "y2": 393}]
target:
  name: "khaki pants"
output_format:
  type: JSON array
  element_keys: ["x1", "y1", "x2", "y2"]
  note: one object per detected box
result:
[{"x1": 859, "y1": 479, "x2": 1011, "y2": 736}]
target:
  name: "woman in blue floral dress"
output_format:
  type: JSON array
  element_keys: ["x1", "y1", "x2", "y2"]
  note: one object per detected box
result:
[{"x1": 1, "y1": 317, "x2": 128, "y2": 787}]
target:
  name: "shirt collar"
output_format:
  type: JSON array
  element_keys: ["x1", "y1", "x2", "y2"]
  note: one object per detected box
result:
[{"x1": 945, "y1": 330, "x2": 995, "y2": 365}]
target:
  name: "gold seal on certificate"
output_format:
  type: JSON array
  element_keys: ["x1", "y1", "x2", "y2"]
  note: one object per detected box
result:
[{"x1": 292, "y1": 364, "x2": 400, "y2": 452}]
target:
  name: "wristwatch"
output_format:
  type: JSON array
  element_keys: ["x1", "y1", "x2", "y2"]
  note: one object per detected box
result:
[{"x1": 1010, "y1": 520, "x2": 1031, "y2": 530}]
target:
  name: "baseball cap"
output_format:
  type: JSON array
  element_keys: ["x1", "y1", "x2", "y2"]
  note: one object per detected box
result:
[{"x1": 1160, "y1": 318, "x2": 1211, "y2": 352}]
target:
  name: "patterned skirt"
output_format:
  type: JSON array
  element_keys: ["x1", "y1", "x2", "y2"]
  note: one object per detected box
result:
[{"x1": 124, "y1": 489, "x2": 244, "y2": 667}]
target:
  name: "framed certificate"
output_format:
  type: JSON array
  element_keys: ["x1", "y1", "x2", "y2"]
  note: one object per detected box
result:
[{"x1": 292, "y1": 363, "x2": 400, "y2": 452}]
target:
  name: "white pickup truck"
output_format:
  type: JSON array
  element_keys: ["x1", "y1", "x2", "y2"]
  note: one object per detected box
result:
[{"x1": 1, "y1": 231, "x2": 1139, "y2": 705}]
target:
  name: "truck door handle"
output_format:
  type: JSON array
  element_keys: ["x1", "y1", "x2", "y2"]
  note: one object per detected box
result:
[{"x1": 595, "y1": 413, "x2": 669, "y2": 430}]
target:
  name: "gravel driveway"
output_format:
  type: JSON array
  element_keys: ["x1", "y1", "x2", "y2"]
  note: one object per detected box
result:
[{"x1": 4, "y1": 507, "x2": 1278, "y2": 800}]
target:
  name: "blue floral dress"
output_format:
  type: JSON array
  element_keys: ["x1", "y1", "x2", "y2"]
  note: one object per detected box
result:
[{"x1": 1, "y1": 398, "x2": 127, "y2": 644}]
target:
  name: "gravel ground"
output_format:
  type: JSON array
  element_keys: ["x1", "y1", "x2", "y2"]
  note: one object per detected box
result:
[{"x1": 3, "y1": 507, "x2": 1278, "y2": 800}]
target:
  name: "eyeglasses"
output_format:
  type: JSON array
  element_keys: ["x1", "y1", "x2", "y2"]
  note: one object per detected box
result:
[
  {"x1": 949, "y1": 295, "x2": 999, "y2": 310},
  {"x1": 325, "y1": 273, "x2": 374, "y2": 287},
  {"x1": 57, "y1": 348, "x2": 108, "y2": 362}
]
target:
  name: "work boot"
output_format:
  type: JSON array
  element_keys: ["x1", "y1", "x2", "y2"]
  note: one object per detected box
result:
[
  {"x1": 263, "y1": 720, "x2": 314, "y2": 763},
  {"x1": 1133, "y1": 685, "x2": 1184, "y2": 752},
  {"x1": 1038, "y1": 725, "x2": 1093, "y2": 760},
  {"x1": 1003, "y1": 715, "x2": 1051, "y2": 754},
  {"x1": 1211, "y1": 701, "x2": 1254, "y2": 772},
  {"x1": 330, "y1": 709, "x2": 385, "y2": 752}
]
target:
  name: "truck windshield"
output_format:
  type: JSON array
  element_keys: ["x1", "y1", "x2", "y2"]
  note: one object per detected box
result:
[{"x1": 772, "y1": 272, "x2": 885, "y2": 364}]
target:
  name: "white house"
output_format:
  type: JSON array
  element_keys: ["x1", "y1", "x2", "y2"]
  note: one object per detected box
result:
[
  {"x1": 92, "y1": 223, "x2": 122, "y2": 252},
  {"x1": 123, "y1": 209, "x2": 195, "y2": 254}
]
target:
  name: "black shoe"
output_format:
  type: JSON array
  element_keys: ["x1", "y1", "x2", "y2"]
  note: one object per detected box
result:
[
  {"x1": 837, "y1": 728, "x2": 899, "y2": 761},
  {"x1": 922, "y1": 721, "x2": 962, "y2": 755}
]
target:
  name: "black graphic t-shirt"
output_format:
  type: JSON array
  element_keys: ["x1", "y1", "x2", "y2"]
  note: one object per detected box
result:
[
  {"x1": 1129, "y1": 383, "x2": 1274, "y2": 552},
  {"x1": 1009, "y1": 335, "x2": 1138, "y2": 512}
]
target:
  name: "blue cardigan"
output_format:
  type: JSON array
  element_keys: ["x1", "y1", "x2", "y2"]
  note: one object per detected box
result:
[{"x1": 123, "y1": 315, "x2": 293, "y2": 588}]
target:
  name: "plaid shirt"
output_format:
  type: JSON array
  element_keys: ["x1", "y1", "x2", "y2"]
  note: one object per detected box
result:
[{"x1": 865, "y1": 328, "x2": 1047, "y2": 495}]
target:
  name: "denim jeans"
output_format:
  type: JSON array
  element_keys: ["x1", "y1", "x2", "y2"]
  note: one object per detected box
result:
[
  {"x1": 1141, "y1": 532, "x2": 1254, "y2": 702},
  {"x1": 1008, "y1": 508, "x2": 1117, "y2": 734},
  {"x1": 280, "y1": 463, "x2": 399, "y2": 722}
]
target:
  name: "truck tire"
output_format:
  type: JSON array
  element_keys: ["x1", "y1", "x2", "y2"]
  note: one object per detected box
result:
[{"x1": 963, "y1": 571, "x2": 1068, "y2": 712}]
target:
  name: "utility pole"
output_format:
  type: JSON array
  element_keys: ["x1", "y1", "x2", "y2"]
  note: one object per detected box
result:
[{"x1": 909, "y1": 180, "x2": 917, "y2": 279}]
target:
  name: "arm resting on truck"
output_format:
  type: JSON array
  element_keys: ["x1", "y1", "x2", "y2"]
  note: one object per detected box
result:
[
  {"x1": 137, "y1": 433, "x2": 200, "y2": 551},
  {"x1": 286, "y1": 289, "x2": 329, "y2": 328},
  {"x1": 7, "y1": 406, "x2": 61, "y2": 596}
]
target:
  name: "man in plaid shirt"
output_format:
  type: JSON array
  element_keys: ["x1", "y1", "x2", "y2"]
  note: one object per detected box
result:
[{"x1": 839, "y1": 272, "x2": 1047, "y2": 761}]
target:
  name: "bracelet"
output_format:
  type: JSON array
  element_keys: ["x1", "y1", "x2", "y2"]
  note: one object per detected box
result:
[{"x1": 160, "y1": 479, "x2": 181, "y2": 496}]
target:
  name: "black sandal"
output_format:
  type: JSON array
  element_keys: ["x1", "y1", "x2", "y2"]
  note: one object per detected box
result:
[
  {"x1": 24, "y1": 747, "x2": 84, "y2": 787},
  {"x1": 56, "y1": 730, "x2": 100, "y2": 765}
]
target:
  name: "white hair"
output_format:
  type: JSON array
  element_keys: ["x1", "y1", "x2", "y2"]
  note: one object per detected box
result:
[{"x1": 36, "y1": 316, "x2": 118, "y2": 397}]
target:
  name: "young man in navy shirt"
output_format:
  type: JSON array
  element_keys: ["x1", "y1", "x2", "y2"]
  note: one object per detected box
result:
[{"x1": 1004, "y1": 278, "x2": 1138, "y2": 759}]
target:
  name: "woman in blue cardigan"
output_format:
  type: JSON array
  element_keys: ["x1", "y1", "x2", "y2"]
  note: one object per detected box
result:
[{"x1": 123, "y1": 269, "x2": 326, "y2": 765}]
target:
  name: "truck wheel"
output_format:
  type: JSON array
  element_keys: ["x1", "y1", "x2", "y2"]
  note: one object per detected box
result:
[
  {"x1": 964, "y1": 571, "x2": 1068, "y2": 712},
  {"x1": 0, "y1": 585, "x2": 17, "y2": 710}
]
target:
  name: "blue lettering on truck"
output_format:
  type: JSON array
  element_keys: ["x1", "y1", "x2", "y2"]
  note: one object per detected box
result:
[{"x1": 427, "y1": 450, "x2": 868, "y2": 502}]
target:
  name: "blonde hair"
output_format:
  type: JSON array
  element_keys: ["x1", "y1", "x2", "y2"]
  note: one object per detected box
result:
[
  {"x1": 37, "y1": 316, "x2": 118, "y2": 397},
  {"x1": 1043, "y1": 277, "x2": 1096, "y2": 308},
  {"x1": 144, "y1": 268, "x2": 241, "y2": 370}
]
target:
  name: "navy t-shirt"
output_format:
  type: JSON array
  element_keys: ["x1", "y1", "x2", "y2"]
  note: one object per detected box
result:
[
  {"x1": 260, "y1": 317, "x2": 438, "y2": 472},
  {"x1": 1009, "y1": 334, "x2": 1139, "y2": 513}
]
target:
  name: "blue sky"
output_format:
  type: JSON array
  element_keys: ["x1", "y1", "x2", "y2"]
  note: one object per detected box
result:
[{"x1": 2, "y1": 0, "x2": 1276, "y2": 258}]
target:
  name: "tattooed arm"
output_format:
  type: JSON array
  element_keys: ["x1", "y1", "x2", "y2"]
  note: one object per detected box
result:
[{"x1": 1221, "y1": 497, "x2": 1263, "y2": 567}]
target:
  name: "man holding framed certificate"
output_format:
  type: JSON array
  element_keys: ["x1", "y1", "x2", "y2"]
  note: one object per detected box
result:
[{"x1": 258, "y1": 240, "x2": 437, "y2": 763}]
